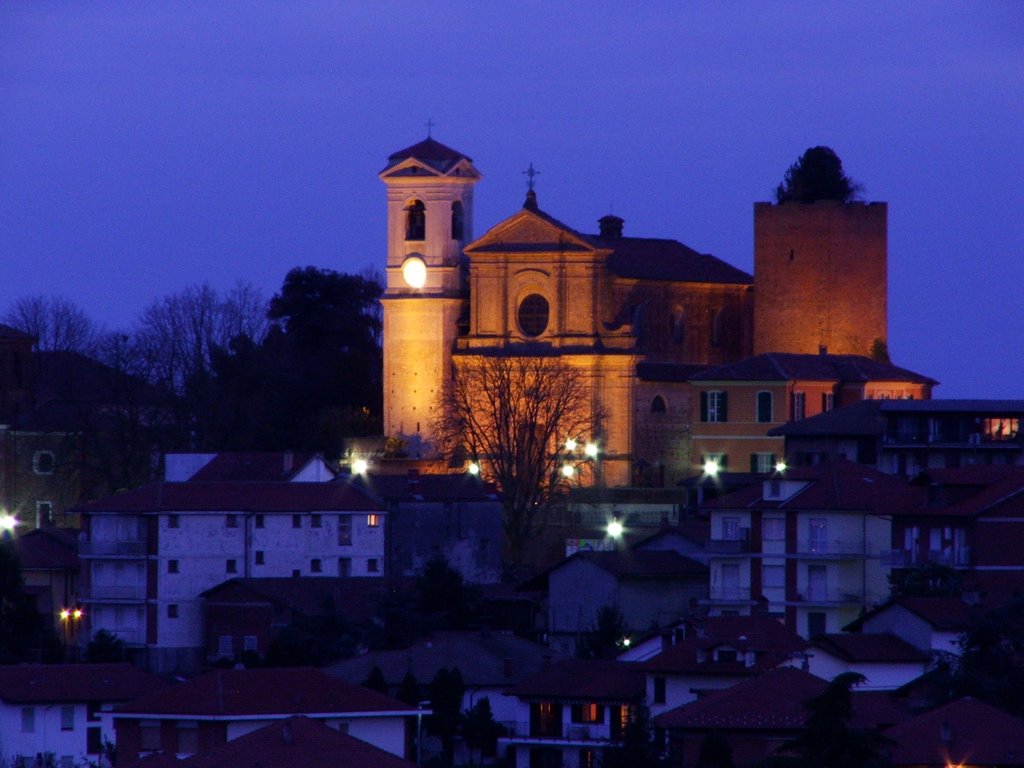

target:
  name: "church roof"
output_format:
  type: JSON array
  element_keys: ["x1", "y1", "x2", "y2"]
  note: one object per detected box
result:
[
  {"x1": 384, "y1": 137, "x2": 472, "y2": 173},
  {"x1": 690, "y1": 353, "x2": 936, "y2": 384},
  {"x1": 595, "y1": 236, "x2": 753, "y2": 285}
]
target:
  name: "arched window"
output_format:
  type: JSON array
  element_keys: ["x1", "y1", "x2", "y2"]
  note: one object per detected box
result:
[
  {"x1": 756, "y1": 391, "x2": 773, "y2": 423},
  {"x1": 651, "y1": 395, "x2": 667, "y2": 414},
  {"x1": 671, "y1": 310, "x2": 685, "y2": 346},
  {"x1": 405, "y1": 200, "x2": 425, "y2": 241},
  {"x1": 517, "y1": 294, "x2": 549, "y2": 337},
  {"x1": 451, "y1": 200, "x2": 464, "y2": 241}
]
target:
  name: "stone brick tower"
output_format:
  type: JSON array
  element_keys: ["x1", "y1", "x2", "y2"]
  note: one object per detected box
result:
[
  {"x1": 753, "y1": 200, "x2": 887, "y2": 357},
  {"x1": 379, "y1": 138, "x2": 480, "y2": 457}
]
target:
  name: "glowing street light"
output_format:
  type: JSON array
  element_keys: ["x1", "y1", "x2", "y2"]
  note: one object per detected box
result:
[
  {"x1": 703, "y1": 458, "x2": 720, "y2": 476},
  {"x1": 0, "y1": 513, "x2": 17, "y2": 534},
  {"x1": 467, "y1": 462, "x2": 480, "y2": 476},
  {"x1": 561, "y1": 464, "x2": 575, "y2": 478},
  {"x1": 774, "y1": 460, "x2": 787, "y2": 473},
  {"x1": 352, "y1": 458, "x2": 369, "y2": 475},
  {"x1": 584, "y1": 442, "x2": 598, "y2": 458},
  {"x1": 607, "y1": 519, "x2": 624, "y2": 539},
  {"x1": 565, "y1": 438, "x2": 578, "y2": 452}
]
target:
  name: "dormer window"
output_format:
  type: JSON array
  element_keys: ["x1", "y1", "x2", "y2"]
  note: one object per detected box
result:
[
  {"x1": 451, "y1": 200, "x2": 464, "y2": 241},
  {"x1": 405, "y1": 200, "x2": 426, "y2": 241}
]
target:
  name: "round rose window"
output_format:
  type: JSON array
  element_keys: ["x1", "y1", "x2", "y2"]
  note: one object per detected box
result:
[{"x1": 518, "y1": 294, "x2": 549, "y2": 337}]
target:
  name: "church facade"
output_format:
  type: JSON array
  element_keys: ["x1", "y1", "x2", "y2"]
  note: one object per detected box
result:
[{"x1": 379, "y1": 138, "x2": 897, "y2": 487}]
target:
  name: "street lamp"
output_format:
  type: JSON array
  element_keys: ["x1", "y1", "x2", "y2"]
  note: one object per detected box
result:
[
  {"x1": 702, "y1": 458, "x2": 720, "y2": 477},
  {"x1": 60, "y1": 606, "x2": 84, "y2": 661},
  {"x1": 467, "y1": 461, "x2": 480, "y2": 476},
  {"x1": 0, "y1": 512, "x2": 17, "y2": 535},
  {"x1": 607, "y1": 519, "x2": 624, "y2": 539},
  {"x1": 416, "y1": 699, "x2": 431, "y2": 765},
  {"x1": 352, "y1": 458, "x2": 368, "y2": 475}
]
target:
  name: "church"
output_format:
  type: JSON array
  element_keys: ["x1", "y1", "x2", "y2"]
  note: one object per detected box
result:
[{"x1": 378, "y1": 137, "x2": 917, "y2": 487}]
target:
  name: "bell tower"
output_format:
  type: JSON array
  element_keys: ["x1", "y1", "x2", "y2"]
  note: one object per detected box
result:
[{"x1": 379, "y1": 138, "x2": 481, "y2": 457}]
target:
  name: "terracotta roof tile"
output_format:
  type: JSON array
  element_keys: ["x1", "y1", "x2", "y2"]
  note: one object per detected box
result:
[
  {"x1": 114, "y1": 668, "x2": 416, "y2": 717},
  {"x1": 506, "y1": 659, "x2": 644, "y2": 701},
  {"x1": 597, "y1": 237, "x2": 753, "y2": 285},
  {"x1": 200, "y1": 577, "x2": 391, "y2": 623},
  {"x1": 885, "y1": 697, "x2": 1024, "y2": 765},
  {"x1": 14, "y1": 527, "x2": 80, "y2": 570},
  {"x1": 189, "y1": 452, "x2": 325, "y2": 482},
  {"x1": 691, "y1": 353, "x2": 935, "y2": 385},
  {"x1": 810, "y1": 633, "x2": 929, "y2": 663},
  {"x1": 0, "y1": 663, "x2": 166, "y2": 704}
]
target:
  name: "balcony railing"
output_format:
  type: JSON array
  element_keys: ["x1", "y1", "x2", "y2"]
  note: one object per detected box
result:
[
  {"x1": 882, "y1": 547, "x2": 971, "y2": 568},
  {"x1": 795, "y1": 539, "x2": 871, "y2": 557},
  {"x1": 705, "y1": 538, "x2": 751, "y2": 554},
  {"x1": 79, "y1": 540, "x2": 148, "y2": 557},
  {"x1": 795, "y1": 589, "x2": 862, "y2": 605},
  {"x1": 107, "y1": 627, "x2": 145, "y2": 646},
  {"x1": 86, "y1": 585, "x2": 147, "y2": 601},
  {"x1": 499, "y1": 721, "x2": 612, "y2": 743},
  {"x1": 708, "y1": 588, "x2": 752, "y2": 603}
]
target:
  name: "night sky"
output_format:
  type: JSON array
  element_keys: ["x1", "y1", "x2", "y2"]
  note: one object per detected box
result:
[{"x1": 1, "y1": 3, "x2": 1021, "y2": 397}]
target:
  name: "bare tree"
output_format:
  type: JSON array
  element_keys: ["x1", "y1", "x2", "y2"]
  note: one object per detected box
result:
[
  {"x1": 3, "y1": 295, "x2": 101, "y2": 353},
  {"x1": 439, "y1": 354, "x2": 601, "y2": 567}
]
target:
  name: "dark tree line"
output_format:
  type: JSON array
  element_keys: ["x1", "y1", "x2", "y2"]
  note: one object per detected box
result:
[{"x1": 3, "y1": 267, "x2": 383, "y2": 498}]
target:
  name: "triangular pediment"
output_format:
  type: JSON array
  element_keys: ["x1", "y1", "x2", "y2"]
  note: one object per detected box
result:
[
  {"x1": 379, "y1": 156, "x2": 480, "y2": 181},
  {"x1": 465, "y1": 208, "x2": 597, "y2": 255}
]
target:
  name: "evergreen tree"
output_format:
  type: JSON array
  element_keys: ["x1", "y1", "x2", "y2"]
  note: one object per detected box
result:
[
  {"x1": 396, "y1": 670, "x2": 422, "y2": 706},
  {"x1": 775, "y1": 147, "x2": 860, "y2": 204},
  {"x1": 426, "y1": 667, "x2": 465, "y2": 766},
  {"x1": 578, "y1": 605, "x2": 628, "y2": 659},
  {"x1": 362, "y1": 665, "x2": 389, "y2": 695},
  {"x1": 697, "y1": 731, "x2": 735, "y2": 768},
  {"x1": 462, "y1": 697, "x2": 501, "y2": 764}
]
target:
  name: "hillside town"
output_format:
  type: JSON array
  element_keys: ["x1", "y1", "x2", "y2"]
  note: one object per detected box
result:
[{"x1": 2, "y1": 138, "x2": 1024, "y2": 768}]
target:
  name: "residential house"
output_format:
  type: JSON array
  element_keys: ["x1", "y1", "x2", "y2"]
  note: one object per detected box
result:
[
  {"x1": 354, "y1": 471, "x2": 503, "y2": 583},
  {"x1": 532, "y1": 549, "x2": 707, "y2": 656},
  {"x1": 656, "y1": 666, "x2": 909, "y2": 766},
  {"x1": 843, "y1": 596, "x2": 976, "y2": 656},
  {"x1": 771, "y1": 399, "x2": 1024, "y2": 477},
  {"x1": 123, "y1": 716, "x2": 418, "y2": 768},
  {"x1": 689, "y1": 353, "x2": 934, "y2": 476},
  {"x1": 499, "y1": 659, "x2": 645, "y2": 768},
  {"x1": 164, "y1": 451, "x2": 336, "y2": 483},
  {"x1": 327, "y1": 629, "x2": 566, "y2": 725},
  {"x1": 0, "y1": 663, "x2": 166, "y2": 768},
  {"x1": 701, "y1": 457, "x2": 923, "y2": 638},
  {"x1": 77, "y1": 480, "x2": 385, "y2": 674},
  {"x1": 795, "y1": 633, "x2": 930, "y2": 690},
  {"x1": 14, "y1": 527, "x2": 79, "y2": 635},
  {"x1": 638, "y1": 615, "x2": 807, "y2": 716},
  {"x1": 200, "y1": 576, "x2": 389, "y2": 663},
  {"x1": 111, "y1": 667, "x2": 421, "y2": 765}
]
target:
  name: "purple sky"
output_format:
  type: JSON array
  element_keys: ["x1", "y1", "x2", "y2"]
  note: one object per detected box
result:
[{"x1": 1, "y1": 3, "x2": 1022, "y2": 397}]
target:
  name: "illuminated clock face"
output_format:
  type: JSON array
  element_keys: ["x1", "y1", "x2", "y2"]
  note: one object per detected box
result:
[{"x1": 402, "y1": 257, "x2": 427, "y2": 288}]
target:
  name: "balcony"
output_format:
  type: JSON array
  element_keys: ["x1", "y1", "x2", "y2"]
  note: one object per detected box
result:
[
  {"x1": 106, "y1": 627, "x2": 145, "y2": 646},
  {"x1": 706, "y1": 538, "x2": 751, "y2": 554},
  {"x1": 79, "y1": 540, "x2": 148, "y2": 558},
  {"x1": 499, "y1": 721, "x2": 613, "y2": 745},
  {"x1": 883, "y1": 547, "x2": 971, "y2": 568},
  {"x1": 85, "y1": 584, "x2": 147, "y2": 601},
  {"x1": 795, "y1": 539, "x2": 871, "y2": 558},
  {"x1": 793, "y1": 589, "x2": 862, "y2": 606}
]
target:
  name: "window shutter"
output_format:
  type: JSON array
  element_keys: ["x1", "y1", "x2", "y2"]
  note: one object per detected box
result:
[
  {"x1": 720, "y1": 391, "x2": 729, "y2": 422},
  {"x1": 700, "y1": 391, "x2": 708, "y2": 422},
  {"x1": 750, "y1": 454, "x2": 758, "y2": 473}
]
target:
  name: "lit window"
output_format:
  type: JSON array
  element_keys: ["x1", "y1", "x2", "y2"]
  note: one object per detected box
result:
[
  {"x1": 756, "y1": 391, "x2": 773, "y2": 423},
  {"x1": 983, "y1": 417, "x2": 1019, "y2": 442},
  {"x1": 517, "y1": 294, "x2": 550, "y2": 337},
  {"x1": 701, "y1": 391, "x2": 727, "y2": 423},
  {"x1": 405, "y1": 199, "x2": 426, "y2": 241},
  {"x1": 571, "y1": 703, "x2": 604, "y2": 724},
  {"x1": 366, "y1": 513, "x2": 380, "y2": 528}
]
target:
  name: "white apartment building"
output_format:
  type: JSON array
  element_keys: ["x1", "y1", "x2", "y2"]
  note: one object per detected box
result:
[{"x1": 78, "y1": 480, "x2": 385, "y2": 674}]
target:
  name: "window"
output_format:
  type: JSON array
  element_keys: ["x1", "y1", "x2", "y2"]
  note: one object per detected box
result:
[
  {"x1": 366, "y1": 513, "x2": 380, "y2": 528},
  {"x1": 769, "y1": 479, "x2": 782, "y2": 497},
  {"x1": 451, "y1": 200, "x2": 464, "y2": 240},
  {"x1": 571, "y1": 703, "x2": 604, "y2": 724},
  {"x1": 367, "y1": 558, "x2": 380, "y2": 573},
  {"x1": 311, "y1": 558, "x2": 322, "y2": 573},
  {"x1": 339, "y1": 558, "x2": 352, "y2": 577},
  {"x1": 226, "y1": 559, "x2": 238, "y2": 574},
  {"x1": 168, "y1": 514, "x2": 179, "y2": 529},
  {"x1": 167, "y1": 604, "x2": 178, "y2": 619},
  {"x1": 756, "y1": 391, "x2": 773, "y2": 423},
  {"x1": 762, "y1": 517, "x2": 784, "y2": 540},
  {"x1": 791, "y1": 392, "x2": 806, "y2": 421},
  {"x1": 21, "y1": 706, "x2": 35, "y2": 733},
  {"x1": 36, "y1": 501, "x2": 53, "y2": 527},
  {"x1": 822, "y1": 392, "x2": 835, "y2": 412},
  {"x1": 653, "y1": 676, "x2": 666, "y2": 704},
  {"x1": 807, "y1": 612, "x2": 827, "y2": 638},
  {"x1": 87, "y1": 726, "x2": 103, "y2": 754},
  {"x1": 711, "y1": 308, "x2": 724, "y2": 347},
  {"x1": 218, "y1": 635, "x2": 233, "y2": 657},
  {"x1": 140, "y1": 720, "x2": 161, "y2": 751},
  {"x1": 292, "y1": 514, "x2": 302, "y2": 528},
  {"x1": 255, "y1": 514, "x2": 265, "y2": 528},
  {"x1": 338, "y1": 515, "x2": 352, "y2": 545},
  {"x1": 722, "y1": 517, "x2": 740, "y2": 540},
  {"x1": 701, "y1": 391, "x2": 728, "y2": 422},
  {"x1": 177, "y1": 721, "x2": 199, "y2": 754},
  {"x1": 983, "y1": 417, "x2": 1019, "y2": 441},
  {"x1": 168, "y1": 559, "x2": 179, "y2": 574},
  {"x1": 33, "y1": 450, "x2": 56, "y2": 475},
  {"x1": 226, "y1": 514, "x2": 238, "y2": 528},
  {"x1": 243, "y1": 635, "x2": 258, "y2": 652},
  {"x1": 517, "y1": 294, "x2": 549, "y2": 337},
  {"x1": 651, "y1": 395, "x2": 667, "y2": 414},
  {"x1": 311, "y1": 514, "x2": 322, "y2": 528},
  {"x1": 763, "y1": 564, "x2": 785, "y2": 589},
  {"x1": 750, "y1": 452, "x2": 776, "y2": 473},
  {"x1": 255, "y1": 550, "x2": 265, "y2": 565},
  {"x1": 405, "y1": 199, "x2": 426, "y2": 240},
  {"x1": 808, "y1": 519, "x2": 827, "y2": 554}
]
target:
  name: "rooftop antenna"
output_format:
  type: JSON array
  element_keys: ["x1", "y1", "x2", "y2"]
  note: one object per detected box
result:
[{"x1": 425, "y1": 118, "x2": 436, "y2": 138}]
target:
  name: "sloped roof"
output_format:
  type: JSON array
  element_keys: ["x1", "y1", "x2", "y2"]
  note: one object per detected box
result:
[
  {"x1": 565, "y1": 549, "x2": 708, "y2": 578},
  {"x1": 506, "y1": 659, "x2": 644, "y2": 701},
  {"x1": 113, "y1": 668, "x2": 415, "y2": 717},
  {"x1": 164, "y1": 716, "x2": 417, "y2": 768},
  {"x1": 656, "y1": 666, "x2": 907, "y2": 731},
  {"x1": 640, "y1": 615, "x2": 807, "y2": 675},
  {"x1": 768, "y1": 399, "x2": 886, "y2": 437},
  {"x1": 845, "y1": 596, "x2": 977, "y2": 633},
  {"x1": 0, "y1": 323, "x2": 36, "y2": 342},
  {"x1": 597, "y1": 237, "x2": 752, "y2": 285},
  {"x1": 702, "y1": 457, "x2": 923, "y2": 514},
  {"x1": 0, "y1": 663, "x2": 166, "y2": 704},
  {"x1": 691, "y1": 353, "x2": 935, "y2": 385},
  {"x1": 884, "y1": 697, "x2": 1024, "y2": 765},
  {"x1": 326, "y1": 630, "x2": 566, "y2": 689},
  {"x1": 14, "y1": 527, "x2": 79, "y2": 570},
  {"x1": 189, "y1": 452, "x2": 327, "y2": 482},
  {"x1": 200, "y1": 577, "x2": 390, "y2": 624},
  {"x1": 382, "y1": 137, "x2": 472, "y2": 174},
  {"x1": 810, "y1": 633, "x2": 929, "y2": 663},
  {"x1": 77, "y1": 480, "x2": 382, "y2": 514},
  {"x1": 636, "y1": 361, "x2": 710, "y2": 382}
]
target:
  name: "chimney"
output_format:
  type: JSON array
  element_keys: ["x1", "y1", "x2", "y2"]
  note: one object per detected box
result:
[{"x1": 598, "y1": 214, "x2": 624, "y2": 239}]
